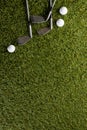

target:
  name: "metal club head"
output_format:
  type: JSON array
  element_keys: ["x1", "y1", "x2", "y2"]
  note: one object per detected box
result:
[
  {"x1": 37, "y1": 27, "x2": 51, "y2": 35},
  {"x1": 17, "y1": 36, "x2": 31, "y2": 45},
  {"x1": 30, "y1": 15, "x2": 46, "y2": 23}
]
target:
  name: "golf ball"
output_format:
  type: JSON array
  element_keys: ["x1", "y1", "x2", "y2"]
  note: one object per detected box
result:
[
  {"x1": 7, "y1": 45, "x2": 15, "y2": 53},
  {"x1": 59, "y1": 6, "x2": 68, "y2": 15},
  {"x1": 56, "y1": 19, "x2": 64, "y2": 27}
]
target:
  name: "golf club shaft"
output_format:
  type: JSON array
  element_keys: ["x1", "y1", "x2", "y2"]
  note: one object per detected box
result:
[
  {"x1": 46, "y1": 0, "x2": 56, "y2": 21},
  {"x1": 50, "y1": 0, "x2": 53, "y2": 30},
  {"x1": 26, "y1": 0, "x2": 32, "y2": 38}
]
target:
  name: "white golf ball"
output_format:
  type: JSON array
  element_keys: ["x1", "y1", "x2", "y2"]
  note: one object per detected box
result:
[
  {"x1": 7, "y1": 45, "x2": 15, "y2": 53},
  {"x1": 56, "y1": 19, "x2": 64, "y2": 27},
  {"x1": 59, "y1": 6, "x2": 68, "y2": 15}
]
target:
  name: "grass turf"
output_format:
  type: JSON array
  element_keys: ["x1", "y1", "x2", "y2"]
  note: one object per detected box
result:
[{"x1": 0, "y1": 0, "x2": 87, "y2": 130}]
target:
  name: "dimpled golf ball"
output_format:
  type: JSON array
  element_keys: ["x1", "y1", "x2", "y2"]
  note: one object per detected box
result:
[
  {"x1": 56, "y1": 19, "x2": 64, "y2": 27},
  {"x1": 59, "y1": 6, "x2": 68, "y2": 15},
  {"x1": 7, "y1": 45, "x2": 15, "y2": 53}
]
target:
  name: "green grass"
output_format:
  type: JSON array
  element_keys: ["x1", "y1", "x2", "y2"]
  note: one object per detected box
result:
[{"x1": 0, "y1": 0, "x2": 87, "y2": 130}]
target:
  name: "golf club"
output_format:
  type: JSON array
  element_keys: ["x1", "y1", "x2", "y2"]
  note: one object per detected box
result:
[
  {"x1": 17, "y1": 0, "x2": 32, "y2": 45},
  {"x1": 37, "y1": 0, "x2": 53, "y2": 35},
  {"x1": 31, "y1": 0, "x2": 56, "y2": 23}
]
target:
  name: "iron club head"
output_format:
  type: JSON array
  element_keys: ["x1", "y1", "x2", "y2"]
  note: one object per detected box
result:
[
  {"x1": 31, "y1": 15, "x2": 46, "y2": 23},
  {"x1": 37, "y1": 27, "x2": 51, "y2": 35},
  {"x1": 17, "y1": 36, "x2": 31, "y2": 45}
]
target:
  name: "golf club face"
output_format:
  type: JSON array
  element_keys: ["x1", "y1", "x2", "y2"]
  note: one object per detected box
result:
[
  {"x1": 17, "y1": 36, "x2": 31, "y2": 45},
  {"x1": 37, "y1": 27, "x2": 51, "y2": 35},
  {"x1": 31, "y1": 15, "x2": 46, "y2": 23}
]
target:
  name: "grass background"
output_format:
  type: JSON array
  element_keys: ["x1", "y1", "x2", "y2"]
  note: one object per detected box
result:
[{"x1": 0, "y1": 0, "x2": 87, "y2": 130}]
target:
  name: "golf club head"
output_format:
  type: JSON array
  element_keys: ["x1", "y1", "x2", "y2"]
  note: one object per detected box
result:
[
  {"x1": 17, "y1": 36, "x2": 31, "y2": 45},
  {"x1": 37, "y1": 27, "x2": 51, "y2": 35},
  {"x1": 31, "y1": 15, "x2": 46, "y2": 23}
]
